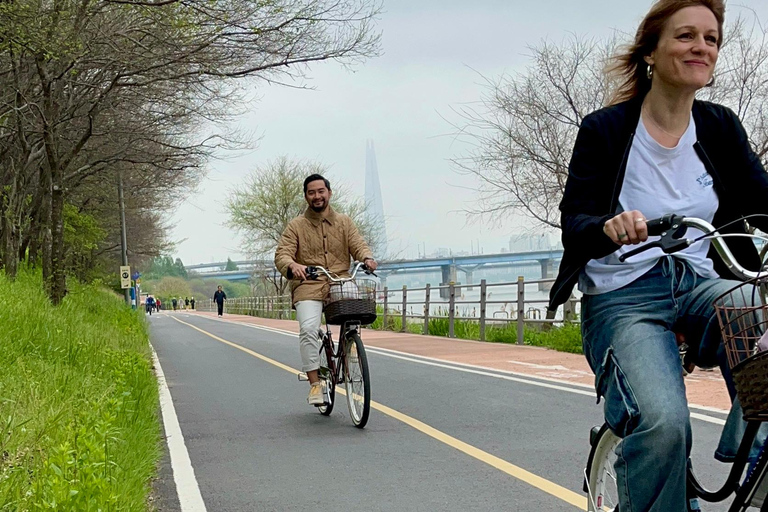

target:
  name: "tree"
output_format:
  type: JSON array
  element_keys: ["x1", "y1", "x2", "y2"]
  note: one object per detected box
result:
[
  {"x1": 224, "y1": 258, "x2": 239, "y2": 271},
  {"x1": 143, "y1": 276, "x2": 191, "y2": 300},
  {"x1": 0, "y1": 0, "x2": 382, "y2": 304},
  {"x1": 226, "y1": 156, "x2": 383, "y2": 294},
  {"x1": 451, "y1": 17, "x2": 768, "y2": 231}
]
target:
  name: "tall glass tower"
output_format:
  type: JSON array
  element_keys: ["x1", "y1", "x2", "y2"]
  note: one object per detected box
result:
[{"x1": 365, "y1": 140, "x2": 388, "y2": 257}]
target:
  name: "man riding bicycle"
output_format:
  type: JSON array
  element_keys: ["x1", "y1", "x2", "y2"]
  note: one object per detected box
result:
[{"x1": 274, "y1": 174, "x2": 378, "y2": 406}]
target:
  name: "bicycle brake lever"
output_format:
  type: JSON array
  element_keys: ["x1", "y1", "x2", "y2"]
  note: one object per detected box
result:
[{"x1": 618, "y1": 218, "x2": 690, "y2": 262}]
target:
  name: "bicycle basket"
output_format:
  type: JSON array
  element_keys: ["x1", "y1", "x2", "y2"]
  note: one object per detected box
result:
[
  {"x1": 713, "y1": 278, "x2": 768, "y2": 421},
  {"x1": 323, "y1": 278, "x2": 378, "y2": 326}
]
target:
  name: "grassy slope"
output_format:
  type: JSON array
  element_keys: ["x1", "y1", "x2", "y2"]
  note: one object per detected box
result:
[{"x1": 0, "y1": 270, "x2": 160, "y2": 510}]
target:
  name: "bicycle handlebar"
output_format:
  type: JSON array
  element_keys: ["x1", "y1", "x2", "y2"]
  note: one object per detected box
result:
[
  {"x1": 304, "y1": 261, "x2": 375, "y2": 282},
  {"x1": 617, "y1": 214, "x2": 765, "y2": 281}
]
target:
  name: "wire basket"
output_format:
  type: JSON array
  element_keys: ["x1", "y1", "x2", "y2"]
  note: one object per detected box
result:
[
  {"x1": 323, "y1": 278, "x2": 378, "y2": 326},
  {"x1": 713, "y1": 278, "x2": 768, "y2": 421}
]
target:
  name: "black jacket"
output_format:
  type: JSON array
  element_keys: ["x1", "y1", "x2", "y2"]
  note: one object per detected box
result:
[
  {"x1": 213, "y1": 290, "x2": 227, "y2": 304},
  {"x1": 548, "y1": 96, "x2": 768, "y2": 311}
]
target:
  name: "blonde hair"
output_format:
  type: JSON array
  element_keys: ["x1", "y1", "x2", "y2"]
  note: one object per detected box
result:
[{"x1": 607, "y1": 0, "x2": 724, "y2": 105}]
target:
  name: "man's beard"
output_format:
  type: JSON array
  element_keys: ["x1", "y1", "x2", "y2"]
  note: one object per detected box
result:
[{"x1": 310, "y1": 199, "x2": 327, "y2": 213}]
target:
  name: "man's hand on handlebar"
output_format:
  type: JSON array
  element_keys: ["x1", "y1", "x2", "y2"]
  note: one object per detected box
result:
[
  {"x1": 288, "y1": 262, "x2": 308, "y2": 280},
  {"x1": 603, "y1": 210, "x2": 648, "y2": 246},
  {"x1": 364, "y1": 258, "x2": 378, "y2": 272}
]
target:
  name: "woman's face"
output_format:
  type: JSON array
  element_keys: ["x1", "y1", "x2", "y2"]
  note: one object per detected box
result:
[{"x1": 646, "y1": 5, "x2": 719, "y2": 93}]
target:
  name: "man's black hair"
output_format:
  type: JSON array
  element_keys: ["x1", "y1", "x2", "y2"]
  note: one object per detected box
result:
[{"x1": 303, "y1": 174, "x2": 331, "y2": 194}]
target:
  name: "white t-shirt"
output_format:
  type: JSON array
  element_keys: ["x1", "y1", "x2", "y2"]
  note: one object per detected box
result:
[{"x1": 580, "y1": 113, "x2": 719, "y2": 295}]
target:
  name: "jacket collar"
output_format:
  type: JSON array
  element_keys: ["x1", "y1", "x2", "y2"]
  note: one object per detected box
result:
[{"x1": 304, "y1": 205, "x2": 337, "y2": 227}]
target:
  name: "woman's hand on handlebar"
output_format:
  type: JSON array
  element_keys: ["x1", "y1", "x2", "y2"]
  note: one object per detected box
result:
[
  {"x1": 603, "y1": 210, "x2": 649, "y2": 246},
  {"x1": 288, "y1": 262, "x2": 308, "y2": 280}
]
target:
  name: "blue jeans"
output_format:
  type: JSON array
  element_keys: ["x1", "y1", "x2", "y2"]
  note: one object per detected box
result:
[{"x1": 582, "y1": 257, "x2": 766, "y2": 512}]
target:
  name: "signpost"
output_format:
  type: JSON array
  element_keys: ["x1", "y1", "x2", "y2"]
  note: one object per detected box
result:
[{"x1": 120, "y1": 266, "x2": 131, "y2": 289}]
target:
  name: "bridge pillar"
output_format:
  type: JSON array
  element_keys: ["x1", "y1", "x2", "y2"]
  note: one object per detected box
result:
[
  {"x1": 539, "y1": 259, "x2": 554, "y2": 292},
  {"x1": 457, "y1": 264, "x2": 482, "y2": 291},
  {"x1": 440, "y1": 264, "x2": 458, "y2": 299}
]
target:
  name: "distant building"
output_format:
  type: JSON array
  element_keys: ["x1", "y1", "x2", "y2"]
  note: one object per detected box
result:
[
  {"x1": 508, "y1": 233, "x2": 562, "y2": 253},
  {"x1": 365, "y1": 140, "x2": 388, "y2": 257}
]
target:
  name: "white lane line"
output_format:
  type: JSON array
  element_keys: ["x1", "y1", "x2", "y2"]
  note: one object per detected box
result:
[
  {"x1": 151, "y1": 344, "x2": 207, "y2": 511},
  {"x1": 190, "y1": 316, "x2": 732, "y2": 422}
]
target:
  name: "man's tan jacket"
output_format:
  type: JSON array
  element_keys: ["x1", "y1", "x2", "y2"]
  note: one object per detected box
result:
[{"x1": 274, "y1": 207, "x2": 373, "y2": 305}]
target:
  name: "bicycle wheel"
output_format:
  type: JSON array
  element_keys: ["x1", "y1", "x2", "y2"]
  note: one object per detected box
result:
[
  {"x1": 586, "y1": 424, "x2": 621, "y2": 511},
  {"x1": 343, "y1": 331, "x2": 370, "y2": 428},
  {"x1": 317, "y1": 334, "x2": 336, "y2": 416}
]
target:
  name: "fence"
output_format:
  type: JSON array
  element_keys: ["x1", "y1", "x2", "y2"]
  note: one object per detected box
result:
[
  {"x1": 197, "y1": 276, "x2": 580, "y2": 345},
  {"x1": 379, "y1": 277, "x2": 579, "y2": 343},
  {"x1": 198, "y1": 296, "x2": 294, "y2": 320}
]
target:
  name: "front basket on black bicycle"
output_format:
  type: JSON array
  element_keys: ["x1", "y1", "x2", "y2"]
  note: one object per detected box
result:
[
  {"x1": 714, "y1": 277, "x2": 768, "y2": 421},
  {"x1": 323, "y1": 278, "x2": 378, "y2": 326}
]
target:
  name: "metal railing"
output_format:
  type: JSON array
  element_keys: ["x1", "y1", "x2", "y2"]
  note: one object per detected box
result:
[
  {"x1": 379, "y1": 277, "x2": 579, "y2": 343},
  {"x1": 194, "y1": 276, "x2": 579, "y2": 345},
  {"x1": 198, "y1": 296, "x2": 294, "y2": 319}
]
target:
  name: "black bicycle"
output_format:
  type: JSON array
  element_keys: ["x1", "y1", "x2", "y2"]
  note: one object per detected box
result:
[
  {"x1": 297, "y1": 262, "x2": 377, "y2": 428},
  {"x1": 585, "y1": 214, "x2": 768, "y2": 511}
]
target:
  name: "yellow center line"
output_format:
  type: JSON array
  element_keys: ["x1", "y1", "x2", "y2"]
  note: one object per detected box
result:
[{"x1": 170, "y1": 316, "x2": 588, "y2": 510}]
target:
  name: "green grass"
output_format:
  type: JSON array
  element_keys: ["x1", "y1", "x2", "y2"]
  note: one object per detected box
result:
[
  {"x1": 0, "y1": 269, "x2": 160, "y2": 510},
  {"x1": 370, "y1": 306, "x2": 583, "y2": 354}
]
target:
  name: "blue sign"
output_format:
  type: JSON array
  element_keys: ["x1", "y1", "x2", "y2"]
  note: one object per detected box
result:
[{"x1": 132, "y1": 272, "x2": 141, "y2": 280}]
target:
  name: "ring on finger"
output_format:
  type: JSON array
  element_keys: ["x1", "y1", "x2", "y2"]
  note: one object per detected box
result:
[
  {"x1": 634, "y1": 218, "x2": 645, "y2": 223},
  {"x1": 618, "y1": 233, "x2": 628, "y2": 240}
]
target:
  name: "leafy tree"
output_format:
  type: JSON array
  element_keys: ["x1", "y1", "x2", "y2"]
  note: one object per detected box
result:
[
  {"x1": 144, "y1": 276, "x2": 191, "y2": 300},
  {"x1": 224, "y1": 258, "x2": 239, "y2": 271},
  {"x1": 63, "y1": 204, "x2": 107, "y2": 283}
]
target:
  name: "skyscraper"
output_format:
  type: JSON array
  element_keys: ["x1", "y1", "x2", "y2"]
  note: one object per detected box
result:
[{"x1": 365, "y1": 140, "x2": 388, "y2": 257}]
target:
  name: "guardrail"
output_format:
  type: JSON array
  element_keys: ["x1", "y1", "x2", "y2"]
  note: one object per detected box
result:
[{"x1": 196, "y1": 276, "x2": 580, "y2": 345}]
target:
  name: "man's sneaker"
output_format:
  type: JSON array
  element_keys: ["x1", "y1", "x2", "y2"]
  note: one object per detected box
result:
[
  {"x1": 307, "y1": 383, "x2": 324, "y2": 406},
  {"x1": 348, "y1": 344, "x2": 359, "y2": 365}
]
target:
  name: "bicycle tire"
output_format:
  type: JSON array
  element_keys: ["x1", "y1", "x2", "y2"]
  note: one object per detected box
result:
[
  {"x1": 344, "y1": 331, "x2": 370, "y2": 428},
  {"x1": 585, "y1": 424, "x2": 621, "y2": 512},
  {"x1": 317, "y1": 335, "x2": 336, "y2": 416}
]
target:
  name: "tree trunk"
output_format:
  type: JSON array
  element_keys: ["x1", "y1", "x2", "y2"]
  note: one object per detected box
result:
[
  {"x1": 49, "y1": 182, "x2": 66, "y2": 304},
  {"x1": 41, "y1": 174, "x2": 53, "y2": 294}
]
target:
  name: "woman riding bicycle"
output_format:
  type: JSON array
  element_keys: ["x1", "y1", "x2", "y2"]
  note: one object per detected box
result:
[{"x1": 547, "y1": 1, "x2": 768, "y2": 510}]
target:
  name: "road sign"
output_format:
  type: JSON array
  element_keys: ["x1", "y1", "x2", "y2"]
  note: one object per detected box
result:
[
  {"x1": 132, "y1": 271, "x2": 141, "y2": 280},
  {"x1": 120, "y1": 266, "x2": 131, "y2": 289}
]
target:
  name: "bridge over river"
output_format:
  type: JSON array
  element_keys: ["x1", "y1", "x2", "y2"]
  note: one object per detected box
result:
[{"x1": 186, "y1": 249, "x2": 564, "y2": 296}]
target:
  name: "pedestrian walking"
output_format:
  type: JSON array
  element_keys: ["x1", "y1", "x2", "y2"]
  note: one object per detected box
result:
[
  {"x1": 184, "y1": 297, "x2": 190, "y2": 310},
  {"x1": 171, "y1": 297, "x2": 177, "y2": 311},
  {"x1": 190, "y1": 297, "x2": 196, "y2": 310},
  {"x1": 213, "y1": 286, "x2": 227, "y2": 317}
]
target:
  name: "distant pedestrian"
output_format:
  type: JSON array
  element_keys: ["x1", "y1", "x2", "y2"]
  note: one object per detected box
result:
[
  {"x1": 185, "y1": 297, "x2": 190, "y2": 310},
  {"x1": 213, "y1": 286, "x2": 227, "y2": 317},
  {"x1": 190, "y1": 297, "x2": 196, "y2": 310},
  {"x1": 156, "y1": 298, "x2": 162, "y2": 311},
  {"x1": 145, "y1": 295, "x2": 155, "y2": 315},
  {"x1": 171, "y1": 297, "x2": 177, "y2": 311}
]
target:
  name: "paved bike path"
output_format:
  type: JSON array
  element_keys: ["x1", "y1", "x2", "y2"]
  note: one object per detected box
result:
[
  {"x1": 149, "y1": 312, "x2": 735, "y2": 511},
  {"x1": 193, "y1": 311, "x2": 732, "y2": 411}
]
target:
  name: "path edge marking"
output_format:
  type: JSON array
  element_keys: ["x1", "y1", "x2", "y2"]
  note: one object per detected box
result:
[{"x1": 151, "y1": 343, "x2": 208, "y2": 511}]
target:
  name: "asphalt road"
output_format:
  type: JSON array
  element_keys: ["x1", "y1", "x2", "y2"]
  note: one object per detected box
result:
[{"x1": 149, "y1": 312, "x2": 739, "y2": 512}]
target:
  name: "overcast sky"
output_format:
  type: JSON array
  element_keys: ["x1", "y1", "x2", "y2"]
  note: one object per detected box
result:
[{"x1": 171, "y1": 0, "x2": 768, "y2": 266}]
